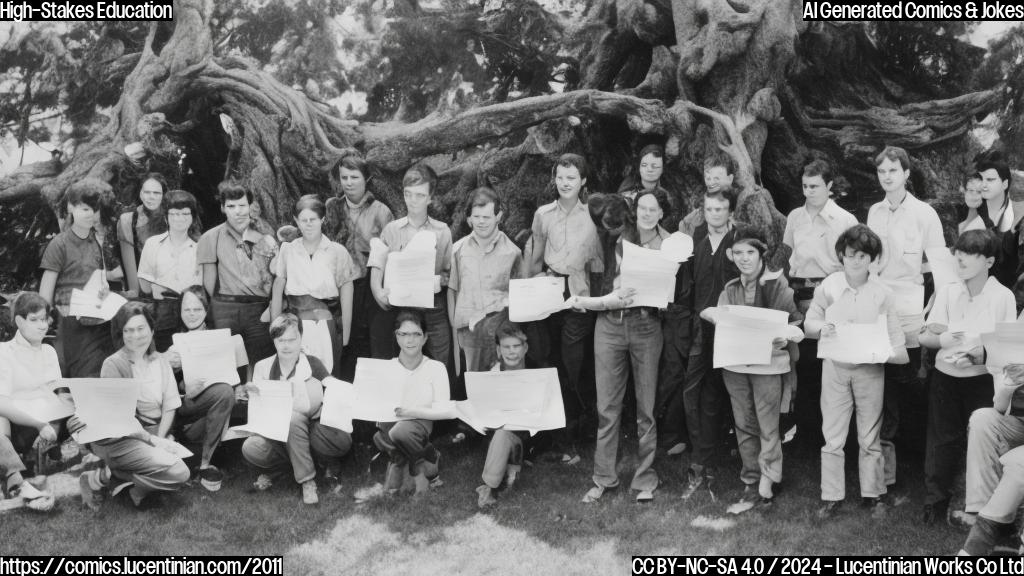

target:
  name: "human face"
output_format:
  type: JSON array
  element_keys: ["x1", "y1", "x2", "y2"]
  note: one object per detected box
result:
[
  {"x1": 403, "y1": 182, "x2": 431, "y2": 217},
  {"x1": 636, "y1": 193, "x2": 663, "y2": 231},
  {"x1": 468, "y1": 203, "x2": 500, "y2": 240},
  {"x1": 122, "y1": 314, "x2": 154, "y2": 355},
  {"x1": 222, "y1": 196, "x2": 251, "y2": 233},
  {"x1": 68, "y1": 202, "x2": 98, "y2": 230},
  {"x1": 955, "y1": 250, "x2": 992, "y2": 281},
  {"x1": 841, "y1": 247, "x2": 873, "y2": 279},
  {"x1": 554, "y1": 165, "x2": 585, "y2": 201},
  {"x1": 978, "y1": 168, "x2": 1008, "y2": 203},
  {"x1": 703, "y1": 166, "x2": 733, "y2": 194},
  {"x1": 802, "y1": 174, "x2": 832, "y2": 209},
  {"x1": 639, "y1": 153, "x2": 663, "y2": 187},
  {"x1": 166, "y1": 206, "x2": 193, "y2": 235},
  {"x1": 704, "y1": 195, "x2": 731, "y2": 229},
  {"x1": 180, "y1": 292, "x2": 207, "y2": 331},
  {"x1": 339, "y1": 166, "x2": 367, "y2": 204},
  {"x1": 730, "y1": 241, "x2": 762, "y2": 277},
  {"x1": 876, "y1": 157, "x2": 909, "y2": 195},
  {"x1": 15, "y1": 309, "x2": 50, "y2": 346},
  {"x1": 497, "y1": 336, "x2": 526, "y2": 369},
  {"x1": 273, "y1": 325, "x2": 302, "y2": 361},
  {"x1": 294, "y1": 208, "x2": 323, "y2": 241},
  {"x1": 963, "y1": 179, "x2": 983, "y2": 209},
  {"x1": 139, "y1": 178, "x2": 164, "y2": 212},
  {"x1": 394, "y1": 320, "x2": 426, "y2": 357}
]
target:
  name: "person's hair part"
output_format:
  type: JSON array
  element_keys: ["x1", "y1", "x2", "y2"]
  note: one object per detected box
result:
[
  {"x1": 638, "y1": 144, "x2": 664, "y2": 162},
  {"x1": 394, "y1": 309, "x2": 427, "y2": 334},
  {"x1": 141, "y1": 173, "x2": 168, "y2": 195},
  {"x1": 494, "y1": 320, "x2": 527, "y2": 346},
  {"x1": 874, "y1": 146, "x2": 912, "y2": 171},
  {"x1": 66, "y1": 178, "x2": 111, "y2": 213},
  {"x1": 706, "y1": 185, "x2": 738, "y2": 212},
  {"x1": 217, "y1": 179, "x2": 253, "y2": 205},
  {"x1": 164, "y1": 190, "x2": 203, "y2": 239},
  {"x1": 468, "y1": 187, "x2": 502, "y2": 217},
  {"x1": 177, "y1": 285, "x2": 210, "y2": 329},
  {"x1": 293, "y1": 194, "x2": 326, "y2": 220},
  {"x1": 729, "y1": 224, "x2": 768, "y2": 256},
  {"x1": 269, "y1": 313, "x2": 303, "y2": 340},
  {"x1": 703, "y1": 151, "x2": 735, "y2": 176},
  {"x1": 954, "y1": 229, "x2": 1000, "y2": 259},
  {"x1": 835, "y1": 223, "x2": 883, "y2": 262},
  {"x1": 333, "y1": 154, "x2": 371, "y2": 180},
  {"x1": 975, "y1": 150, "x2": 1012, "y2": 187},
  {"x1": 555, "y1": 153, "x2": 589, "y2": 181},
  {"x1": 634, "y1": 187, "x2": 672, "y2": 225},
  {"x1": 112, "y1": 301, "x2": 156, "y2": 353},
  {"x1": 802, "y1": 159, "x2": 834, "y2": 184},
  {"x1": 402, "y1": 163, "x2": 438, "y2": 195},
  {"x1": 12, "y1": 291, "x2": 49, "y2": 321}
]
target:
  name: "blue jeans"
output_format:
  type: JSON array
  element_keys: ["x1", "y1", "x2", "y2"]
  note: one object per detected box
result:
[{"x1": 592, "y1": 309, "x2": 662, "y2": 491}]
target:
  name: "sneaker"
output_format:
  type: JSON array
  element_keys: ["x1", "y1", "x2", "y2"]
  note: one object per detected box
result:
[
  {"x1": 817, "y1": 500, "x2": 841, "y2": 520},
  {"x1": 110, "y1": 480, "x2": 134, "y2": 498},
  {"x1": 476, "y1": 485, "x2": 497, "y2": 508},
  {"x1": 636, "y1": 489, "x2": 655, "y2": 503},
  {"x1": 199, "y1": 466, "x2": 223, "y2": 492},
  {"x1": 666, "y1": 442, "x2": 688, "y2": 456},
  {"x1": 302, "y1": 480, "x2": 319, "y2": 505},
  {"x1": 922, "y1": 499, "x2": 949, "y2": 525},
  {"x1": 561, "y1": 453, "x2": 581, "y2": 466},
  {"x1": 79, "y1": 473, "x2": 101, "y2": 511},
  {"x1": 863, "y1": 496, "x2": 888, "y2": 519},
  {"x1": 582, "y1": 484, "x2": 616, "y2": 503},
  {"x1": 753, "y1": 496, "x2": 775, "y2": 512},
  {"x1": 253, "y1": 474, "x2": 273, "y2": 492},
  {"x1": 12, "y1": 481, "x2": 54, "y2": 513},
  {"x1": 949, "y1": 510, "x2": 978, "y2": 529}
]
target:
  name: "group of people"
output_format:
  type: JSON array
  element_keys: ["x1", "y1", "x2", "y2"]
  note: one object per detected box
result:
[{"x1": 1, "y1": 143, "x2": 1023, "y2": 556}]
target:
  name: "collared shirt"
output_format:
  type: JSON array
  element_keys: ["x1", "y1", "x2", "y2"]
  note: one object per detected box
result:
[
  {"x1": 0, "y1": 332, "x2": 62, "y2": 398},
  {"x1": 39, "y1": 228, "x2": 106, "y2": 313},
  {"x1": 805, "y1": 271, "x2": 906, "y2": 362},
  {"x1": 328, "y1": 195, "x2": 394, "y2": 279},
  {"x1": 196, "y1": 223, "x2": 278, "y2": 297},
  {"x1": 450, "y1": 231, "x2": 522, "y2": 329},
  {"x1": 368, "y1": 216, "x2": 453, "y2": 279},
  {"x1": 100, "y1": 348, "x2": 181, "y2": 425},
  {"x1": 391, "y1": 357, "x2": 450, "y2": 410},
  {"x1": 137, "y1": 232, "x2": 201, "y2": 297},
  {"x1": 277, "y1": 237, "x2": 358, "y2": 300},
  {"x1": 926, "y1": 276, "x2": 1018, "y2": 378},
  {"x1": 253, "y1": 353, "x2": 329, "y2": 418},
  {"x1": 717, "y1": 274, "x2": 802, "y2": 375},
  {"x1": 608, "y1": 226, "x2": 671, "y2": 292},
  {"x1": 784, "y1": 199, "x2": 858, "y2": 279},
  {"x1": 531, "y1": 199, "x2": 604, "y2": 297}
]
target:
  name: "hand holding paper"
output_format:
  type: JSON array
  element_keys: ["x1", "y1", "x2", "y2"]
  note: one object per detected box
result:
[{"x1": 509, "y1": 277, "x2": 570, "y2": 322}]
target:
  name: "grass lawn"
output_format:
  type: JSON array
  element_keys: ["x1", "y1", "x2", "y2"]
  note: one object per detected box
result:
[{"x1": 1, "y1": 432, "x2": 967, "y2": 573}]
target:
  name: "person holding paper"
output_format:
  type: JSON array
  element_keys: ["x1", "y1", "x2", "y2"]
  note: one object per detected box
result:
[
  {"x1": 367, "y1": 163, "x2": 454, "y2": 367},
  {"x1": 271, "y1": 195, "x2": 357, "y2": 378},
  {"x1": 866, "y1": 145, "x2": 947, "y2": 491},
  {"x1": 372, "y1": 310, "x2": 454, "y2": 495},
  {"x1": 197, "y1": 180, "x2": 279, "y2": 367},
  {"x1": 81, "y1": 302, "x2": 189, "y2": 510},
  {"x1": 918, "y1": 229, "x2": 1018, "y2": 524},
  {"x1": 39, "y1": 178, "x2": 122, "y2": 378},
  {"x1": 571, "y1": 189, "x2": 671, "y2": 503},
  {"x1": 136, "y1": 190, "x2": 203, "y2": 352},
  {"x1": 0, "y1": 293, "x2": 70, "y2": 512},
  {"x1": 118, "y1": 173, "x2": 168, "y2": 297},
  {"x1": 804, "y1": 224, "x2": 909, "y2": 521},
  {"x1": 524, "y1": 153, "x2": 604, "y2": 464},
  {"x1": 241, "y1": 314, "x2": 351, "y2": 505},
  {"x1": 448, "y1": 187, "x2": 523, "y2": 374},
  {"x1": 700, "y1": 226, "x2": 803, "y2": 511},
  {"x1": 783, "y1": 159, "x2": 858, "y2": 453},
  {"x1": 323, "y1": 153, "x2": 394, "y2": 380}
]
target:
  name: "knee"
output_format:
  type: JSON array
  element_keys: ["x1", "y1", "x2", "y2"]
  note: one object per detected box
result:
[
  {"x1": 167, "y1": 459, "x2": 191, "y2": 486},
  {"x1": 241, "y1": 437, "x2": 269, "y2": 465},
  {"x1": 969, "y1": 408, "x2": 1002, "y2": 436},
  {"x1": 209, "y1": 383, "x2": 236, "y2": 407}
]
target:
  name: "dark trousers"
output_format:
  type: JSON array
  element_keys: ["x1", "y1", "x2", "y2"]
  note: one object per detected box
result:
[
  {"x1": 339, "y1": 277, "x2": 376, "y2": 381},
  {"x1": 177, "y1": 383, "x2": 237, "y2": 465},
  {"x1": 656, "y1": 307, "x2": 691, "y2": 448},
  {"x1": 152, "y1": 298, "x2": 180, "y2": 353},
  {"x1": 56, "y1": 315, "x2": 114, "y2": 378},
  {"x1": 882, "y1": 346, "x2": 922, "y2": 486},
  {"x1": 211, "y1": 298, "x2": 274, "y2": 366},
  {"x1": 924, "y1": 370, "x2": 994, "y2": 505},
  {"x1": 793, "y1": 337, "x2": 824, "y2": 450},
  {"x1": 542, "y1": 309, "x2": 595, "y2": 450},
  {"x1": 682, "y1": 324, "x2": 728, "y2": 471}
]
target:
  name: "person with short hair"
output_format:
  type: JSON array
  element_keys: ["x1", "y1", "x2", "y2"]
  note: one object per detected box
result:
[
  {"x1": 196, "y1": 180, "x2": 279, "y2": 365},
  {"x1": 972, "y1": 151, "x2": 1021, "y2": 292},
  {"x1": 679, "y1": 151, "x2": 736, "y2": 236},
  {"x1": 119, "y1": 173, "x2": 169, "y2": 296},
  {"x1": 241, "y1": 313, "x2": 352, "y2": 505},
  {"x1": 617, "y1": 144, "x2": 668, "y2": 205}
]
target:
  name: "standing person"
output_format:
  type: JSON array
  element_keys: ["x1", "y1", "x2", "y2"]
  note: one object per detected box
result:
[
  {"x1": 524, "y1": 153, "x2": 605, "y2": 463},
  {"x1": 196, "y1": 180, "x2": 279, "y2": 365},
  {"x1": 136, "y1": 190, "x2": 203, "y2": 352},
  {"x1": 680, "y1": 152, "x2": 736, "y2": 236},
  {"x1": 324, "y1": 154, "x2": 394, "y2": 378},
  {"x1": 271, "y1": 195, "x2": 357, "y2": 378},
  {"x1": 574, "y1": 188, "x2": 672, "y2": 503},
  {"x1": 656, "y1": 223, "x2": 694, "y2": 457},
  {"x1": 39, "y1": 178, "x2": 122, "y2": 378},
  {"x1": 368, "y1": 163, "x2": 453, "y2": 367},
  {"x1": 448, "y1": 187, "x2": 522, "y2": 374},
  {"x1": 680, "y1": 187, "x2": 740, "y2": 501},
  {"x1": 617, "y1": 144, "x2": 667, "y2": 205},
  {"x1": 805, "y1": 225, "x2": 909, "y2": 520},
  {"x1": 242, "y1": 314, "x2": 351, "y2": 505},
  {"x1": 866, "y1": 145, "x2": 946, "y2": 491},
  {"x1": 783, "y1": 159, "x2": 858, "y2": 452},
  {"x1": 959, "y1": 173, "x2": 986, "y2": 235},
  {"x1": 118, "y1": 173, "x2": 169, "y2": 296},
  {"x1": 973, "y1": 151, "x2": 1021, "y2": 292},
  {"x1": 918, "y1": 229, "x2": 1018, "y2": 523}
]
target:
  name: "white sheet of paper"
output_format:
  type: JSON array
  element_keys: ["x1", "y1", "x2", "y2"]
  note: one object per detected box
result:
[
  {"x1": 620, "y1": 240, "x2": 680, "y2": 308},
  {"x1": 659, "y1": 232, "x2": 694, "y2": 263},
  {"x1": 172, "y1": 329, "x2": 240, "y2": 398},
  {"x1": 982, "y1": 323, "x2": 1024, "y2": 370},
  {"x1": 712, "y1": 307, "x2": 789, "y2": 368},
  {"x1": 351, "y1": 358, "x2": 409, "y2": 423},
  {"x1": 508, "y1": 277, "x2": 569, "y2": 322},
  {"x1": 65, "y1": 378, "x2": 144, "y2": 444},
  {"x1": 320, "y1": 377, "x2": 354, "y2": 433},
  {"x1": 817, "y1": 314, "x2": 893, "y2": 364},
  {"x1": 12, "y1": 394, "x2": 75, "y2": 423},
  {"x1": 300, "y1": 319, "x2": 335, "y2": 374},
  {"x1": 889, "y1": 282, "x2": 925, "y2": 316},
  {"x1": 385, "y1": 249, "x2": 436, "y2": 308},
  {"x1": 153, "y1": 436, "x2": 193, "y2": 459},
  {"x1": 231, "y1": 380, "x2": 293, "y2": 442},
  {"x1": 926, "y1": 247, "x2": 959, "y2": 293},
  {"x1": 68, "y1": 289, "x2": 127, "y2": 322},
  {"x1": 461, "y1": 368, "x2": 565, "y2": 435}
]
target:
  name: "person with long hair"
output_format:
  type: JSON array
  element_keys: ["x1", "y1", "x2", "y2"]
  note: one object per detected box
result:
[{"x1": 119, "y1": 173, "x2": 169, "y2": 295}]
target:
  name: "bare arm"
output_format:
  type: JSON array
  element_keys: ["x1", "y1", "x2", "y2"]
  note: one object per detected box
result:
[
  {"x1": 340, "y1": 281, "x2": 353, "y2": 346},
  {"x1": 202, "y1": 263, "x2": 217, "y2": 297},
  {"x1": 120, "y1": 240, "x2": 139, "y2": 293},
  {"x1": 39, "y1": 270, "x2": 58, "y2": 305}
]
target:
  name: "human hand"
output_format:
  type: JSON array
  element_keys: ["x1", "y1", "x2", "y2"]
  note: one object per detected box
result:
[
  {"x1": 164, "y1": 349, "x2": 182, "y2": 370},
  {"x1": 772, "y1": 336, "x2": 788, "y2": 350},
  {"x1": 374, "y1": 289, "x2": 391, "y2": 310},
  {"x1": 36, "y1": 423, "x2": 57, "y2": 444},
  {"x1": 820, "y1": 323, "x2": 837, "y2": 339}
]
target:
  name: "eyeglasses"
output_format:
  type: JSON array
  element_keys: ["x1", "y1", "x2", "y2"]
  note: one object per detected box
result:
[{"x1": 395, "y1": 331, "x2": 424, "y2": 339}]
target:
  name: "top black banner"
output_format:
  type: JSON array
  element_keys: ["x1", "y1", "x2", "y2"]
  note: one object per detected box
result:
[
  {"x1": 802, "y1": 1, "x2": 1024, "y2": 21},
  {"x1": 0, "y1": 0, "x2": 174, "y2": 21}
]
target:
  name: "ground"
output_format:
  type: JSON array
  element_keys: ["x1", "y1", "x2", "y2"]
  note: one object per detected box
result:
[{"x1": 1, "y1": 435, "x2": 967, "y2": 571}]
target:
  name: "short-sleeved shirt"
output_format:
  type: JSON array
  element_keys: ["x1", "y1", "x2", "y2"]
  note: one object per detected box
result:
[
  {"x1": 253, "y1": 353, "x2": 329, "y2": 417},
  {"x1": 450, "y1": 231, "x2": 522, "y2": 329},
  {"x1": 196, "y1": 223, "x2": 278, "y2": 298},
  {"x1": 531, "y1": 200, "x2": 604, "y2": 297},
  {"x1": 100, "y1": 349, "x2": 181, "y2": 425},
  {"x1": 136, "y1": 232, "x2": 202, "y2": 297},
  {"x1": 117, "y1": 207, "x2": 164, "y2": 259},
  {"x1": 926, "y1": 276, "x2": 1018, "y2": 378},
  {"x1": 392, "y1": 357, "x2": 450, "y2": 409},
  {"x1": 0, "y1": 332, "x2": 62, "y2": 398},
  {"x1": 805, "y1": 272, "x2": 906, "y2": 364},
  {"x1": 368, "y1": 216, "x2": 453, "y2": 278},
  {"x1": 277, "y1": 237, "x2": 358, "y2": 300},
  {"x1": 39, "y1": 228, "x2": 106, "y2": 313},
  {"x1": 784, "y1": 199, "x2": 858, "y2": 279},
  {"x1": 327, "y1": 195, "x2": 394, "y2": 279}
]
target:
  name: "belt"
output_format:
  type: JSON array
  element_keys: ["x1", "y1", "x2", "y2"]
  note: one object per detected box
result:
[
  {"x1": 214, "y1": 294, "x2": 269, "y2": 304},
  {"x1": 605, "y1": 307, "x2": 660, "y2": 321}
]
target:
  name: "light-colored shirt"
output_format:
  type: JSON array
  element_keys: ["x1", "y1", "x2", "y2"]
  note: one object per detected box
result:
[
  {"x1": 392, "y1": 357, "x2": 450, "y2": 410},
  {"x1": 783, "y1": 200, "x2": 858, "y2": 279},
  {"x1": 100, "y1": 349, "x2": 181, "y2": 425},
  {"x1": 137, "y1": 232, "x2": 201, "y2": 297},
  {"x1": 531, "y1": 200, "x2": 604, "y2": 297},
  {"x1": 450, "y1": 231, "x2": 522, "y2": 329},
  {"x1": 368, "y1": 216, "x2": 453, "y2": 279},
  {"x1": 0, "y1": 332, "x2": 62, "y2": 398},
  {"x1": 196, "y1": 223, "x2": 278, "y2": 297},
  {"x1": 608, "y1": 226, "x2": 671, "y2": 292},
  {"x1": 277, "y1": 237, "x2": 358, "y2": 299},
  {"x1": 327, "y1": 195, "x2": 394, "y2": 279},
  {"x1": 805, "y1": 271, "x2": 906, "y2": 365},
  {"x1": 926, "y1": 276, "x2": 1018, "y2": 378},
  {"x1": 252, "y1": 353, "x2": 327, "y2": 418}
]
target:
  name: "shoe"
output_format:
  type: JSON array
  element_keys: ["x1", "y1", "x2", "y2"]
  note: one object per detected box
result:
[
  {"x1": 922, "y1": 499, "x2": 949, "y2": 525},
  {"x1": 636, "y1": 489, "x2": 655, "y2": 503},
  {"x1": 253, "y1": 474, "x2": 273, "y2": 492},
  {"x1": 301, "y1": 480, "x2": 319, "y2": 505},
  {"x1": 561, "y1": 453, "x2": 581, "y2": 466},
  {"x1": 817, "y1": 500, "x2": 842, "y2": 520},
  {"x1": 666, "y1": 443, "x2": 688, "y2": 456},
  {"x1": 949, "y1": 510, "x2": 978, "y2": 529},
  {"x1": 110, "y1": 480, "x2": 134, "y2": 498},
  {"x1": 12, "y1": 481, "x2": 54, "y2": 512},
  {"x1": 582, "y1": 484, "x2": 616, "y2": 503},
  {"x1": 863, "y1": 496, "x2": 888, "y2": 519},
  {"x1": 476, "y1": 485, "x2": 497, "y2": 508},
  {"x1": 738, "y1": 484, "x2": 758, "y2": 503},
  {"x1": 199, "y1": 466, "x2": 223, "y2": 492},
  {"x1": 754, "y1": 496, "x2": 775, "y2": 512},
  {"x1": 680, "y1": 468, "x2": 705, "y2": 501},
  {"x1": 79, "y1": 473, "x2": 101, "y2": 511}
]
